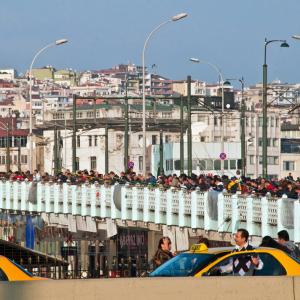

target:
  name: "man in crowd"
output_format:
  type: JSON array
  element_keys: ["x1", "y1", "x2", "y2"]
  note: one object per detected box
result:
[{"x1": 278, "y1": 230, "x2": 300, "y2": 259}]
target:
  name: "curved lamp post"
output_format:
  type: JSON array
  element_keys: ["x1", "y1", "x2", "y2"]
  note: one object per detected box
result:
[
  {"x1": 29, "y1": 38, "x2": 68, "y2": 173},
  {"x1": 142, "y1": 13, "x2": 187, "y2": 176},
  {"x1": 190, "y1": 58, "x2": 226, "y2": 175},
  {"x1": 262, "y1": 38, "x2": 289, "y2": 178}
]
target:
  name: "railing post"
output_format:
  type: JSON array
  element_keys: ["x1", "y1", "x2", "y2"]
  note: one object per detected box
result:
[
  {"x1": 166, "y1": 188, "x2": 178, "y2": 226},
  {"x1": 217, "y1": 192, "x2": 225, "y2": 232},
  {"x1": 132, "y1": 186, "x2": 142, "y2": 222},
  {"x1": 54, "y1": 184, "x2": 60, "y2": 214},
  {"x1": 20, "y1": 181, "x2": 27, "y2": 211},
  {"x1": 261, "y1": 196, "x2": 269, "y2": 237},
  {"x1": 36, "y1": 182, "x2": 43, "y2": 213},
  {"x1": 231, "y1": 194, "x2": 238, "y2": 233},
  {"x1": 294, "y1": 199, "x2": 300, "y2": 243},
  {"x1": 63, "y1": 183, "x2": 69, "y2": 214},
  {"x1": 71, "y1": 185, "x2": 77, "y2": 216},
  {"x1": 111, "y1": 184, "x2": 120, "y2": 220},
  {"x1": 277, "y1": 194, "x2": 294, "y2": 241},
  {"x1": 246, "y1": 195, "x2": 254, "y2": 236},
  {"x1": 81, "y1": 184, "x2": 87, "y2": 216},
  {"x1": 121, "y1": 184, "x2": 132, "y2": 221},
  {"x1": 5, "y1": 181, "x2": 11, "y2": 210},
  {"x1": 13, "y1": 181, "x2": 19, "y2": 210},
  {"x1": 0, "y1": 181, "x2": 3, "y2": 210}
]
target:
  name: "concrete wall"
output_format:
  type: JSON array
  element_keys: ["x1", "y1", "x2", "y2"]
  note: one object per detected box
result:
[{"x1": 1, "y1": 277, "x2": 300, "y2": 300}]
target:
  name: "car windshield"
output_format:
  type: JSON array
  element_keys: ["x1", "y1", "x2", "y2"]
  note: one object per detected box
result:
[
  {"x1": 150, "y1": 253, "x2": 216, "y2": 277},
  {"x1": 9, "y1": 260, "x2": 33, "y2": 277}
]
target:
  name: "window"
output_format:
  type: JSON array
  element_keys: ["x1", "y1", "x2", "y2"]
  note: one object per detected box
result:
[
  {"x1": 224, "y1": 160, "x2": 228, "y2": 170},
  {"x1": 214, "y1": 160, "x2": 221, "y2": 171},
  {"x1": 0, "y1": 156, "x2": 5, "y2": 165},
  {"x1": 77, "y1": 136, "x2": 80, "y2": 147},
  {"x1": 198, "y1": 160, "x2": 206, "y2": 170},
  {"x1": 88, "y1": 136, "x2": 92, "y2": 147},
  {"x1": 230, "y1": 160, "x2": 236, "y2": 170},
  {"x1": 90, "y1": 156, "x2": 97, "y2": 170},
  {"x1": 214, "y1": 117, "x2": 218, "y2": 126},
  {"x1": 283, "y1": 161, "x2": 295, "y2": 171},
  {"x1": 200, "y1": 136, "x2": 206, "y2": 142},
  {"x1": 166, "y1": 159, "x2": 173, "y2": 171},
  {"x1": 75, "y1": 157, "x2": 80, "y2": 171},
  {"x1": 267, "y1": 138, "x2": 271, "y2": 147},
  {"x1": 21, "y1": 155, "x2": 27, "y2": 164},
  {"x1": 152, "y1": 135, "x2": 157, "y2": 145},
  {"x1": 138, "y1": 156, "x2": 143, "y2": 171},
  {"x1": 258, "y1": 117, "x2": 263, "y2": 127},
  {"x1": 174, "y1": 160, "x2": 180, "y2": 171},
  {"x1": 206, "y1": 159, "x2": 213, "y2": 170},
  {"x1": 0, "y1": 268, "x2": 8, "y2": 281},
  {"x1": 165, "y1": 135, "x2": 171, "y2": 143},
  {"x1": 94, "y1": 136, "x2": 98, "y2": 146},
  {"x1": 249, "y1": 155, "x2": 255, "y2": 165}
]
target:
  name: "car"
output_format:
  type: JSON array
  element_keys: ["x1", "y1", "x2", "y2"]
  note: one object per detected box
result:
[
  {"x1": 150, "y1": 243, "x2": 300, "y2": 277},
  {"x1": 150, "y1": 244, "x2": 232, "y2": 277},
  {"x1": 0, "y1": 255, "x2": 46, "y2": 281}
]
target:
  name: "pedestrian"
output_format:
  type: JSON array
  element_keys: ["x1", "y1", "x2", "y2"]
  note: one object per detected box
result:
[
  {"x1": 277, "y1": 230, "x2": 300, "y2": 259},
  {"x1": 260, "y1": 235, "x2": 291, "y2": 255},
  {"x1": 214, "y1": 229, "x2": 263, "y2": 276},
  {"x1": 152, "y1": 237, "x2": 174, "y2": 269}
]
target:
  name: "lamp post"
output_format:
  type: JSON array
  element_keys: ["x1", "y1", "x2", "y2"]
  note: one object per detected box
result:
[
  {"x1": 142, "y1": 13, "x2": 187, "y2": 176},
  {"x1": 190, "y1": 58, "x2": 225, "y2": 174},
  {"x1": 28, "y1": 38, "x2": 68, "y2": 173},
  {"x1": 224, "y1": 77, "x2": 245, "y2": 176},
  {"x1": 262, "y1": 38, "x2": 289, "y2": 178}
]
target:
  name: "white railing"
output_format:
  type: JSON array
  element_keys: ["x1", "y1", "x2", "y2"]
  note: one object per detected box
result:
[{"x1": 0, "y1": 181, "x2": 299, "y2": 242}]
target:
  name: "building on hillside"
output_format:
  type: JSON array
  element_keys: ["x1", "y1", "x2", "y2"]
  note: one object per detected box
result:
[{"x1": 0, "y1": 69, "x2": 17, "y2": 81}]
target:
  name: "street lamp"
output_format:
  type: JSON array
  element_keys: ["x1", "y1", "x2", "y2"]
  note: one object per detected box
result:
[
  {"x1": 142, "y1": 13, "x2": 187, "y2": 176},
  {"x1": 28, "y1": 38, "x2": 68, "y2": 173},
  {"x1": 292, "y1": 35, "x2": 300, "y2": 40},
  {"x1": 189, "y1": 58, "x2": 226, "y2": 174},
  {"x1": 224, "y1": 77, "x2": 245, "y2": 176},
  {"x1": 262, "y1": 38, "x2": 289, "y2": 178}
]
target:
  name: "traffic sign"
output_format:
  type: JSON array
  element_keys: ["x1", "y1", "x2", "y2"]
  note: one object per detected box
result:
[{"x1": 219, "y1": 152, "x2": 227, "y2": 160}]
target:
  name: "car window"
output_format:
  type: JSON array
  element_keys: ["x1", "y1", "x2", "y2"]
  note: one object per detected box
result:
[
  {"x1": 205, "y1": 252, "x2": 286, "y2": 276},
  {"x1": 0, "y1": 268, "x2": 9, "y2": 281},
  {"x1": 150, "y1": 253, "x2": 216, "y2": 277},
  {"x1": 254, "y1": 253, "x2": 286, "y2": 276}
]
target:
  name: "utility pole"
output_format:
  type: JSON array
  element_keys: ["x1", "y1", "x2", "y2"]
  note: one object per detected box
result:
[
  {"x1": 105, "y1": 123, "x2": 108, "y2": 174},
  {"x1": 72, "y1": 94, "x2": 77, "y2": 173},
  {"x1": 159, "y1": 129, "x2": 164, "y2": 176},
  {"x1": 124, "y1": 75, "x2": 129, "y2": 172},
  {"x1": 187, "y1": 76, "x2": 192, "y2": 176},
  {"x1": 240, "y1": 78, "x2": 246, "y2": 176},
  {"x1": 6, "y1": 123, "x2": 10, "y2": 172},
  {"x1": 54, "y1": 124, "x2": 58, "y2": 175},
  {"x1": 17, "y1": 137, "x2": 21, "y2": 172},
  {"x1": 180, "y1": 96, "x2": 184, "y2": 174}
]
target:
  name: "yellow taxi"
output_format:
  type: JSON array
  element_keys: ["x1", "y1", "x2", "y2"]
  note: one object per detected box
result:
[
  {"x1": 0, "y1": 256, "x2": 45, "y2": 281},
  {"x1": 150, "y1": 244, "x2": 300, "y2": 277}
]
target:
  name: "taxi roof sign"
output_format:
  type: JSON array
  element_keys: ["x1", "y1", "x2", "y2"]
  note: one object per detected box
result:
[{"x1": 190, "y1": 243, "x2": 208, "y2": 252}]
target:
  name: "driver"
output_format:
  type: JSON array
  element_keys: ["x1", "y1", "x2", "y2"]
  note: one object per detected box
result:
[{"x1": 216, "y1": 229, "x2": 263, "y2": 276}]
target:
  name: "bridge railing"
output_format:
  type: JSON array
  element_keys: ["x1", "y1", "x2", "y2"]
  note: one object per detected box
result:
[{"x1": 0, "y1": 180, "x2": 299, "y2": 242}]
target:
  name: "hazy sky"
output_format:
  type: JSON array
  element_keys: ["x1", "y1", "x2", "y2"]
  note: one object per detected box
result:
[{"x1": 1, "y1": 0, "x2": 300, "y2": 86}]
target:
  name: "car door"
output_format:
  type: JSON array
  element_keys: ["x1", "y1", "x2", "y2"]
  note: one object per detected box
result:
[{"x1": 201, "y1": 251, "x2": 286, "y2": 276}]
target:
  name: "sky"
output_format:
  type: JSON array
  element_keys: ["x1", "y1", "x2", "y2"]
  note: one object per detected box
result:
[{"x1": 1, "y1": 0, "x2": 300, "y2": 86}]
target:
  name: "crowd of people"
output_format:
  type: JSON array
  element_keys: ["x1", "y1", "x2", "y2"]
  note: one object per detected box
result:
[{"x1": 1, "y1": 169, "x2": 300, "y2": 199}]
